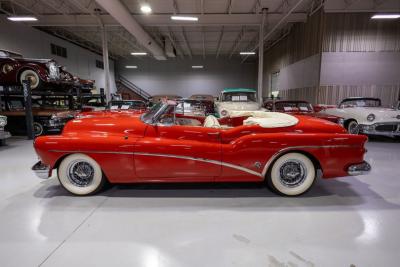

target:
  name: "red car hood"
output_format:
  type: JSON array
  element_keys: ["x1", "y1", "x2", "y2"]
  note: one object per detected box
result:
[
  {"x1": 287, "y1": 111, "x2": 340, "y2": 123},
  {"x1": 77, "y1": 109, "x2": 144, "y2": 118}
]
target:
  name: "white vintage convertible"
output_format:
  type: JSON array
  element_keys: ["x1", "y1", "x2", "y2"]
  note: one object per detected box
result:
[
  {"x1": 319, "y1": 97, "x2": 400, "y2": 137},
  {"x1": 215, "y1": 88, "x2": 265, "y2": 117}
]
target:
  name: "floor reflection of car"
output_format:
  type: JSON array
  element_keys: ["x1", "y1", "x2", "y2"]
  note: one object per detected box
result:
[
  {"x1": 0, "y1": 94, "x2": 77, "y2": 136},
  {"x1": 33, "y1": 100, "x2": 370, "y2": 197},
  {"x1": 263, "y1": 99, "x2": 343, "y2": 125},
  {"x1": 319, "y1": 97, "x2": 400, "y2": 136}
]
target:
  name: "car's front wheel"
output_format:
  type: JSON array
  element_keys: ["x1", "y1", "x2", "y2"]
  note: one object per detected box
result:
[
  {"x1": 267, "y1": 152, "x2": 316, "y2": 196},
  {"x1": 346, "y1": 120, "x2": 359, "y2": 134},
  {"x1": 58, "y1": 153, "x2": 106, "y2": 195},
  {"x1": 19, "y1": 69, "x2": 42, "y2": 89}
]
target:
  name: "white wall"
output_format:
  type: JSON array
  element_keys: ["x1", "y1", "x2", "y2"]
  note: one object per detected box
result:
[
  {"x1": 117, "y1": 57, "x2": 257, "y2": 97},
  {"x1": 320, "y1": 52, "x2": 400, "y2": 86},
  {"x1": 0, "y1": 16, "x2": 116, "y2": 93},
  {"x1": 277, "y1": 54, "x2": 321, "y2": 90}
]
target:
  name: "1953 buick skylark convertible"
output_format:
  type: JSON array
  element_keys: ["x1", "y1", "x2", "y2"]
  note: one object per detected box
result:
[{"x1": 33, "y1": 101, "x2": 371, "y2": 196}]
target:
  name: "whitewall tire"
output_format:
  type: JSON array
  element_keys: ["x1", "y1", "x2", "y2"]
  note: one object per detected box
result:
[
  {"x1": 20, "y1": 69, "x2": 41, "y2": 89},
  {"x1": 58, "y1": 153, "x2": 106, "y2": 195},
  {"x1": 268, "y1": 153, "x2": 316, "y2": 196},
  {"x1": 346, "y1": 120, "x2": 359, "y2": 134}
]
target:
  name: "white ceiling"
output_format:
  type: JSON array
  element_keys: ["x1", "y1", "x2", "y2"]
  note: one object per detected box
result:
[{"x1": 0, "y1": 0, "x2": 399, "y2": 60}]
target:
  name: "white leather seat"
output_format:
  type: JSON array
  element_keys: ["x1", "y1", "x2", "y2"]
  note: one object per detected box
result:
[
  {"x1": 243, "y1": 112, "x2": 299, "y2": 128},
  {"x1": 203, "y1": 115, "x2": 221, "y2": 128}
]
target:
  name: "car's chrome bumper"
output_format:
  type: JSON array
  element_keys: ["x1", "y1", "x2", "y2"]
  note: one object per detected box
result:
[
  {"x1": 32, "y1": 161, "x2": 51, "y2": 179},
  {"x1": 360, "y1": 123, "x2": 400, "y2": 137},
  {"x1": 348, "y1": 161, "x2": 371, "y2": 176}
]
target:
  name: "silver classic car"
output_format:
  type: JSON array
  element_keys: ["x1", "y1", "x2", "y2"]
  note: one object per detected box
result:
[{"x1": 0, "y1": 115, "x2": 11, "y2": 145}]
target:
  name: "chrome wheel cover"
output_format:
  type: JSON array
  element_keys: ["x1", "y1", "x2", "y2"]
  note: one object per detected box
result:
[
  {"x1": 33, "y1": 122, "x2": 43, "y2": 136},
  {"x1": 279, "y1": 159, "x2": 307, "y2": 188},
  {"x1": 348, "y1": 121, "x2": 359, "y2": 134},
  {"x1": 67, "y1": 160, "x2": 95, "y2": 187}
]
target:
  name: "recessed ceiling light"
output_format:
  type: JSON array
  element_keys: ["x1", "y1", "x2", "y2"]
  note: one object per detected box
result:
[
  {"x1": 131, "y1": 52, "x2": 147, "y2": 56},
  {"x1": 7, "y1": 16, "x2": 38, "y2": 21},
  {"x1": 140, "y1": 5, "x2": 152, "y2": 14},
  {"x1": 171, "y1": 16, "x2": 198, "y2": 21},
  {"x1": 240, "y1": 51, "x2": 256, "y2": 55},
  {"x1": 371, "y1": 14, "x2": 400, "y2": 19},
  {"x1": 192, "y1": 65, "x2": 204, "y2": 69},
  {"x1": 125, "y1": 66, "x2": 138, "y2": 69}
]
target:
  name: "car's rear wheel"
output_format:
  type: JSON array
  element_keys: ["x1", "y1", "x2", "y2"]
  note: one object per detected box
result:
[
  {"x1": 19, "y1": 69, "x2": 42, "y2": 89},
  {"x1": 267, "y1": 152, "x2": 316, "y2": 196},
  {"x1": 346, "y1": 120, "x2": 359, "y2": 134},
  {"x1": 58, "y1": 153, "x2": 106, "y2": 195}
]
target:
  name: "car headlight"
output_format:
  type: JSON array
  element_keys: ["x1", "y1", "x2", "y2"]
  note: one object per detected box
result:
[
  {"x1": 367, "y1": 114, "x2": 375, "y2": 122},
  {"x1": 220, "y1": 110, "x2": 228, "y2": 117}
]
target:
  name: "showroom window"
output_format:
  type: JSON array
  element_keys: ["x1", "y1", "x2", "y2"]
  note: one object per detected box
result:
[
  {"x1": 50, "y1": 43, "x2": 67, "y2": 58},
  {"x1": 96, "y1": 60, "x2": 104, "y2": 69}
]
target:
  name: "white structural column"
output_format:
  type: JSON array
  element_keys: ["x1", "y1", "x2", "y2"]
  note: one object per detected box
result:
[
  {"x1": 101, "y1": 25, "x2": 111, "y2": 102},
  {"x1": 257, "y1": 9, "x2": 267, "y2": 105}
]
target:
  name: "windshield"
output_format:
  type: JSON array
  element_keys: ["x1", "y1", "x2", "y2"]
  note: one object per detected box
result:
[
  {"x1": 108, "y1": 101, "x2": 146, "y2": 110},
  {"x1": 340, "y1": 99, "x2": 381, "y2": 108},
  {"x1": 141, "y1": 102, "x2": 164, "y2": 123},
  {"x1": 222, "y1": 92, "x2": 256, "y2": 102},
  {"x1": 275, "y1": 101, "x2": 313, "y2": 112}
]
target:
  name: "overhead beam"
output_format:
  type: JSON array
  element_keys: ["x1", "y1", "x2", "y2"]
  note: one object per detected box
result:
[
  {"x1": 215, "y1": 26, "x2": 224, "y2": 58},
  {"x1": 30, "y1": 13, "x2": 308, "y2": 27},
  {"x1": 95, "y1": 0, "x2": 166, "y2": 60},
  {"x1": 181, "y1": 27, "x2": 192, "y2": 58},
  {"x1": 229, "y1": 26, "x2": 245, "y2": 58},
  {"x1": 242, "y1": 0, "x2": 306, "y2": 63}
]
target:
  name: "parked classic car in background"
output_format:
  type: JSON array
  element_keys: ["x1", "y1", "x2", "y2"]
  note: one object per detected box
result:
[
  {"x1": 33, "y1": 100, "x2": 370, "y2": 196},
  {"x1": 319, "y1": 97, "x2": 400, "y2": 136},
  {"x1": 1, "y1": 94, "x2": 77, "y2": 136},
  {"x1": 263, "y1": 99, "x2": 344, "y2": 125},
  {"x1": 176, "y1": 99, "x2": 215, "y2": 117},
  {"x1": 215, "y1": 88, "x2": 265, "y2": 117},
  {"x1": 0, "y1": 115, "x2": 11, "y2": 145},
  {"x1": 0, "y1": 49, "x2": 68, "y2": 89}
]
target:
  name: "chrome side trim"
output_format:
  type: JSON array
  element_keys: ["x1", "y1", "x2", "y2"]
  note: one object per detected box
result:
[
  {"x1": 134, "y1": 152, "x2": 263, "y2": 177},
  {"x1": 49, "y1": 150, "x2": 134, "y2": 155},
  {"x1": 49, "y1": 144, "x2": 358, "y2": 179}
]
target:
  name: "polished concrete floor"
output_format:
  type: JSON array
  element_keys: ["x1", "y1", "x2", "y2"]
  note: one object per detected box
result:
[{"x1": 0, "y1": 137, "x2": 399, "y2": 267}]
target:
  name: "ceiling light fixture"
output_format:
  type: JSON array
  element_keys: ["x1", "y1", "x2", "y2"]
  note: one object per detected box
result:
[
  {"x1": 131, "y1": 52, "x2": 147, "y2": 56},
  {"x1": 171, "y1": 16, "x2": 198, "y2": 21},
  {"x1": 7, "y1": 16, "x2": 38, "y2": 21},
  {"x1": 371, "y1": 14, "x2": 400, "y2": 19},
  {"x1": 140, "y1": 5, "x2": 152, "y2": 14},
  {"x1": 125, "y1": 66, "x2": 138, "y2": 69},
  {"x1": 240, "y1": 51, "x2": 256, "y2": 55},
  {"x1": 192, "y1": 65, "x2": 204, "y2": 69}
]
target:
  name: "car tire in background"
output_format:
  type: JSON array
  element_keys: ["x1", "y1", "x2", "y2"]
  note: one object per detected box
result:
[
  {"x1": 33, "y1": 122, "x2": 44, "y2": 137},
  {"x1": 267, "y1": 152, "x2": 316, "y2": 196},
  {"x1": 345, "y1": 120, "x2": 359, "y2": 134},
  {"x1": 19, "y1": 69, "x2": 42, "y2": 89},
  {"x1": 58, "y1": 153, "x2": 106, "y2": 196}
]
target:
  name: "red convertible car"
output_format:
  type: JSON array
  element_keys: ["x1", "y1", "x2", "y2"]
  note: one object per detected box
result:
[
  {"x1": 33, "y1": 101, "x2": 370, "y2": 196},
  {"x1": 264, "y1": 100, "x2": 343, "y2": 125}
]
